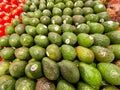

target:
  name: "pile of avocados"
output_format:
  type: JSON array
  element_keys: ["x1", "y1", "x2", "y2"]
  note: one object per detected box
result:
[{"x1": 0, "y1": 0, "x2": 120, "y2": 90}]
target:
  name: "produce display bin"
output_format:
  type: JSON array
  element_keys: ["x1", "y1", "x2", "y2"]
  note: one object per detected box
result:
[{"x1": 0, "y1": 0, "x2": 120, "y2": 90}]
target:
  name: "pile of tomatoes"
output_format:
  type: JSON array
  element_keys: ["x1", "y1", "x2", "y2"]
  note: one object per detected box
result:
[{"x1": 0, "y1": 0, "x2": 25, "y2": 37}]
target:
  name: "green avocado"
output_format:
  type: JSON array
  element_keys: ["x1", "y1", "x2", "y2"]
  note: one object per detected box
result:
[
  {"x1": 61, "y1": 44, "x2": 76, "y2": 61},
  {"x1": 79, "y1": 62, "x2": 102, "y2": 87},
  {"x1": 106, "y1": 31, "x2": 120, "y2": 44},
  {"x1": 58, "y1": 60, "x2": 80, "y2": 83},
  {"x1": 97, "y1": 63, "x2": 120, "y2": 85},
  {"x1": 0, "y1": 75, "x2": 16, "y2": 90},
  {"x1": 57, "y1": 80, "x2": 75, "y2": 90},
  {"x1": 108, "y1": 44, "x2": 120, "y2": 60},
  {"x1": 15, "y1": 77, "x2": 36, "y2": 90},
  {"x1": 42, "y1": 57, "x2": 60, "y2": 80},
  {"x1": 29, "y1": 45, "x2": 46, "y2": 61},
  {"x1": 90, "y1": 46, "x2": 115, "y2": 62},
  {"x1": 36, "y1": 77, "x2": 55, "y2": 90},
  {"x1": 46, "y1": 44, "x2": 61, "y2": 61},
  {"x1": 77, "y1": 82, "x2": 95, "y2": 90}
]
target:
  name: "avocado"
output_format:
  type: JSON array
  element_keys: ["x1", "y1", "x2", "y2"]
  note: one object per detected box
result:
[
  {"x1": 61, "y1": 24, "x2": 73, "y2": 32},
  {"x1": 93, "y1": 4, "x2": 106, "y2": 13},
  {"x1": 82, "y1": 7, "x2": 93, "y2": 15},
  {"x1": 76, "y1": 23, "x2": 90, "y2": 34},
  {"x1": 34, "y1": 35, "x2": 49, "y2": 48},
  {"x1": 108, "y1": 44, "x2": 120, "y2": 60},
  {"x1": 25, "y1": 25, "x2": 37, "y2": 37},
  {"x1": 92, "y1": 33, "x2": 110, "y2": 47},
  {"x1": 97, "y1": 63, "x2": 120, "y2": 85},
  {"x1": 1, "y1": 47, "x2": 15, "y2": 60},
  {"x1": 20, "y1": 34, "x2": 34, "y2": 47},
  {"x1": 5, "y1": 25, "x2": 15, "y2": 35},
  {"x1": 106, "y1": 31, "x2": 120, "y2": 44},
  {"x1": 101, "y1": 85, "x2": 119, "y2": 90},
  {"x1": 0, "y1": 75, "x2": 16, "y2": 90},
  {"x1": 76, "y1": 46, "x2": 94, "y2": 63},
  {"x1": 9, "y1": 61, "x2": 27, "y2": 78},
  {"x1": 58, "y1": 60, "x2": 80, "y2": 83},
  {"x1": 48, "y1": 32, "x2": 62, "y2": 46},
  {"x1": 51, "y1": 15, "x2": 62, "y2": 25},
  {"x1": 9, "y1": 33, "x2": 21, "y2": 47},
  {"x1": 88, "y1": 22, "x2": 104, "y2": 34},
  {"x1": 0, "y1": 61, "x2": 10, "y2": 76},
  {"x1": 73, "y1": 7, "x2": 83, "y2": 15},
  {"x1": 97, "y1": 12, "x2": 110, "y2": 21},
  {"x1": 36, "y1": 24, "x2": 48, "y2": 35},
  {"x1": 15, "y1": 24, "x2": 25, "y2": 35},
  {"x1": 57, "y1": 80, "x2": 75, "y2": 90},
  {"x1": 102, "y1": 21, "x2": 119, "y2": 33},
  {"x1": 85, "y1": 14, "x2": 99, "y2": 22},
  {"x1": 25, "y1": 61, "x2": 43, "y2": 79},
  {"x1": 63, "y1": 8, "x2": 73, "y2": 16},
  {"x1": 40, "y1": 16, "x2": 51, "y2": 25},
  {"x1": 15, "y1": 77, "x2": 36, "y2": 90},
  {"x1": 29, "y1": 45, "x2": 46, "y2": 61},
  {"x1": 74, "y1": 0, "x2": 83, "y2": 8},
  {"x1": 42, "y1": 9, "x2": 52, "y2": 17},
  {"x1": 48, "y1": 24, "x2": 62, "y2": 34},
  {"x1": 62, "y1": 32, "x2": 77, "y2": 45},
  {"x1": 15, "y1": 47, "x2": 30, "y2": 60},
  {"x1": 62, "y1": 15, "x2": 73, "y2": 24},
  {"x1": 77, "y1": 82, "x2": 95, "y2": 90},
  {"x1": 46, "y1": 44, "x2": 61, "y2": 61},
  {"x1": 54, "y1": 2, "x2": 65, "y2": 10},
  {"x1": 0, "y1": 35, "x2": 10, "y2": 47},
  {"x1": 72, "y1": 15, "x2": 85, "y2": 25},
  {"x1": 42, "y1": 57, "x2": 60, "y2": 80},
  {"x1": 77, "y1": 33, "x2": 94, "y2": 47},
  {"x1": 84, "y1": 0, "x2": 94, "y2": 7},
  {"x1": 90, "y1": 46, "x2": 115, "y2": 62},
  {"x1": 36, "y1": 77, "x2": 56, "y2": 90},
  {"x1": 61, "y1": 44, "x2": 76, "y2": 61},
  {"x1": 79, "y1": 62, "x2": 102, "y2": 87}
]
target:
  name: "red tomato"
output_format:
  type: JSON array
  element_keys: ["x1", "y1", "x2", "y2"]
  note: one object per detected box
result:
[
  {"x1": 4, "y1": 5, "x2": 12, "y2": 12},
  {"x1": 0, "y1": 57, "x2": 2, "y2": 61},
  {"x1": 17, "y1": 6, "x2": 23, "y2": 13},
  {"x1": 4, "y1": 0, "x2": 10, "y2": 3},
  {"x1": 0, "y1": 24, "x2": 5, "y2": 36},
  {"x1": 11, "y1": 0, "x2": 18, "y2": 5},
  {"x1": 6, "y1": 0, "x2": 11, "y2": 1},
  {"x1": 11, "y1": 4, "x2": 17, "y2": 10},
  {"x1": 14, "y1": 15, "x2": 22, "y2": 21},
  {"x1": 18, "y1": 16, "x2": 22, "y2": 21},
  {"x1": 14, "y1": 15, "x2": 19, "y2": 18},
  {"x1": 0, "y1": 30, "x2": 5, "y2": 36},
  {"x1": 0, "y1": 2, "x2": 6, "y2": 10},
  {"x1": 0, "y1": 8, "x2": 2, "y2": 12},
  {"x1": 11, "y1": 9, "x2": 19, "y2": 16},
  {"x1": 9, "y1": 13, "x2": 14, "y2": 19},
  {"x1": 0, "y1": 0, "x2": 24, "y2": 37},
  {"x1": 3, "y1": 15, "x2": 11, "y2": 23},
  {"x1": 0, "y1": 0, "x2": 3, "y2": 3},
  {"x1": 0, "y1": 11, "x2": 6, "y2": 18},
  {"x1": 4, "y1": 23, "x2": 11, "y2": 27},
  {"x1": 11, "y1": 7, "x2": 23, "y2": 17},
  {"x1": 0, "y1": 2, "x2": 6, "y2": 6},
  {"x1": 0, "y1": 18, "x2": 4, "y2": 24}
]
